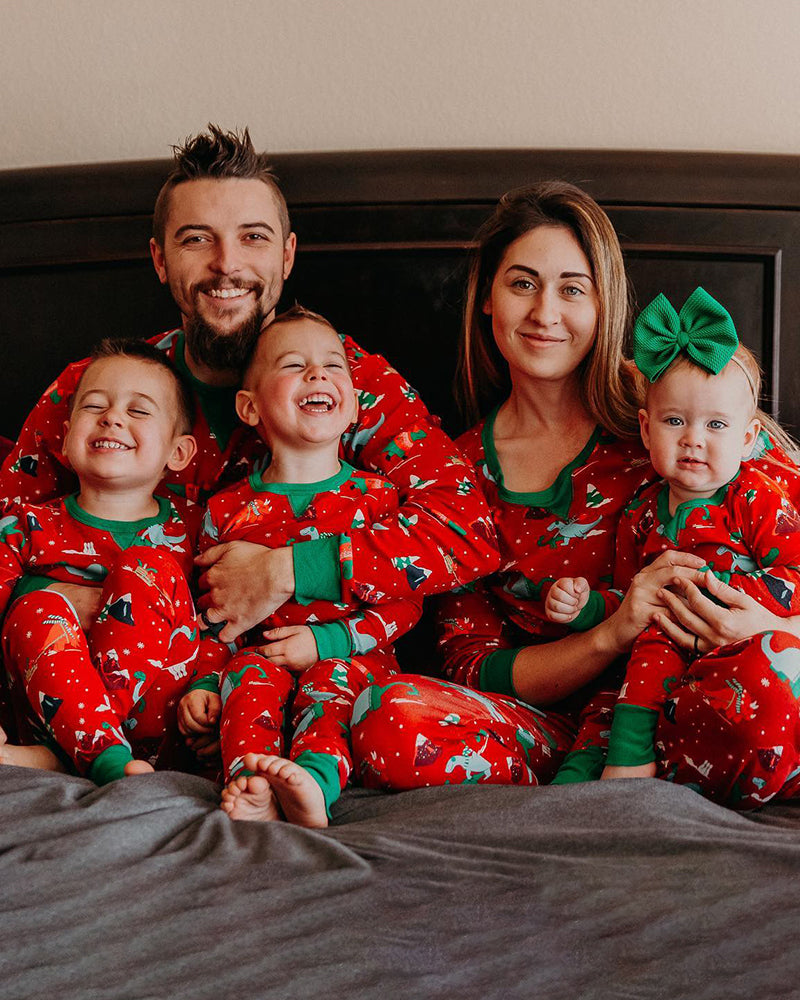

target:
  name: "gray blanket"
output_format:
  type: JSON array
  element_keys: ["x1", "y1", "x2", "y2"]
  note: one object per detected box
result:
[{"x1": 1, "y1": 767, "x2": 798, "y2": 1000}]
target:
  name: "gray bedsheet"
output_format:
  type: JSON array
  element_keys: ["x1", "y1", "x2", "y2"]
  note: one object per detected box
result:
[{"x1": 1, "y1": 767, "x2": 798, "y2": 1000}]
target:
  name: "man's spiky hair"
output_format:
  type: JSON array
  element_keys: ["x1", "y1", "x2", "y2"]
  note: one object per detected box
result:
[{"x1": 152, "y1": 123, "x2": 289, "y2": 243}]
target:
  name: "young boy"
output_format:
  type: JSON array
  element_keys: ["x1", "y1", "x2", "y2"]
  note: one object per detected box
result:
[
  {"x1": 0, "y1": 339, "x2": 199, "y2": 784},
  {"x1": 545, "y1": 288, "x2": 800, "y2": 782},
  {"x1": 178, "y1": 306, "x2": 422, "y2": 827}
]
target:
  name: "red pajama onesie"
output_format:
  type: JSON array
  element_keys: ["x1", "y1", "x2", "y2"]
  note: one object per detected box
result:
[
  {"x1": 191, "y1": 462, "x2": 422, "y2": 812},
  {"x1": 0, "y1": 495, "x2": 199, "y2": 783},
  {"x1": 350, "y1": 412, "x2": 652, "y2": 790},
  {"x1": 601, "y1": 465, "x2": 800, "y2": 807}
]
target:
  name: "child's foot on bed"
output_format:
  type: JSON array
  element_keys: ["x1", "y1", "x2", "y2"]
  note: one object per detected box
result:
[
  {"x1": 0, "y1": 742, "x2": 66, "y2": 772},
  {"x1": 124, "y1": 760, "x2": 155, "y2": 777},
  {"x1": 601, "y1": 762, "x2": 656, "y2": 780},
  {"x1": 220, "y1": 770, "x2": 280, "y2": 822},
  {"x1": 253, "y1": 754, "x2": 328, "y2": 829}
]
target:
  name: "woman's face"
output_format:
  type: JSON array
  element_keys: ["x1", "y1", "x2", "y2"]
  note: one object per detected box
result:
[{"x1": 483, "y1": 225, "x2": 599, "y2": 388}]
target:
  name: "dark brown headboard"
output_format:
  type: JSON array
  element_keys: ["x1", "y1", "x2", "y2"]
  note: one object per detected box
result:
[{"x1": 2, "y1": 149, "x2": 799, "y2": 438}]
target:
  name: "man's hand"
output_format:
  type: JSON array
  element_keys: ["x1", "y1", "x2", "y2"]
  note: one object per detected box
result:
[
  {"x1": 45, "y1": 582, "x2": 103, "y2": 629},
  {"x1": 545, "y1": 577, "x2": 589, "y2": 623},
  {"x1": 196, "y1": 541, "x2": 294, "y2": 643},
  {"x1": 177, "y1": 689, "x2": 222, "y2": 758},
  {"x1": 259, "y1": 625, "x2": 318, "y2": 672}
]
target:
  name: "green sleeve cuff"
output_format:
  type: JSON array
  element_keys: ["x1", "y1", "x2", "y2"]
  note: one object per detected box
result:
[
  {"x1": 309, "y1": 620, "x2": 352, "y2": 661},
  {"x1": 569, "y1": 590, "x2": 607, "y2": 632},
  {"x1": 605, "y1": 704, "x2": 658, "y2": 766},
  {"x1": 550, "y1": 746, "x2": 606, "y2": 784},
  {"x1": 293, "y1": 536, "x2": 342, "y2": 606},
  {"x1": 479, "y1": 647, "x2": 524, "y2": 696},
  {"x1": 188, "y1": 672, "x2": 221, "y2": 694}
]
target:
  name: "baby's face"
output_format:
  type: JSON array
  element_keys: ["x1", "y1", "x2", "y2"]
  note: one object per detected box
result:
[
  {"x1": 238, "y1": 318, "x2": 356, "y2": 448},
  {"x1": 639, "y1": 360, "x2": 760, "y2": 505}
]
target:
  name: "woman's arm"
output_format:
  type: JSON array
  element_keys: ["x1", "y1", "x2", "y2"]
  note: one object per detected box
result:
[{"x1": 511, "y1": 551, "x2": 707, "y2": 705}]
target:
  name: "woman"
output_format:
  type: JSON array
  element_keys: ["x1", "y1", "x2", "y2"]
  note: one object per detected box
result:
[{"x1": 350, "y1": 181, "x2": 800, "y2": 809}]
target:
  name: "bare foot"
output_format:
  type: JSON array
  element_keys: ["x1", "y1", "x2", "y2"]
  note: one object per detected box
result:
[
  {"x1": 601, "y1": 762, "x2": 657, "y2": 780},
  {"x1": 220, "y1": 772, "x2": 280, "y2": 822},
  {"x1": 0, "y1": 743, "x2": 66, "y2": 772},
  {"x1": 124, "y1": 760, "x2": 155, "y2": 776},
  {"x1": 254, "y1": 754, "x2": 328, "y2": 828}
]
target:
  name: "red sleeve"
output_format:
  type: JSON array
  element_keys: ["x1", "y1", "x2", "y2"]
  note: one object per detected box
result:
[
  {"x1": 340, "y1": 337, "x2": 499, "y2": 601},
  {"x1": 436, "y1": 581, "x2": 519, "y2": 690},
  {"x1": 0, "y1": 363, "x2": 88, "y2": 510},
  {"x1": 612, "y1": 497, "x2": 647, "y2": 594},
  {"x1": 0, "y1": 511, "x2": 31, "y2": 616}
]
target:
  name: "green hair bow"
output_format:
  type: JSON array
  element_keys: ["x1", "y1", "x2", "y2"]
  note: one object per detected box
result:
[{"x1": 632, "y1": 287, "x2": 739, "y2": 383}]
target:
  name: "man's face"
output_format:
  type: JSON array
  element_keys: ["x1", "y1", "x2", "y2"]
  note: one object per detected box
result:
[{"x1": 150, "y1": 178, "x2": 296, "y2": 372}]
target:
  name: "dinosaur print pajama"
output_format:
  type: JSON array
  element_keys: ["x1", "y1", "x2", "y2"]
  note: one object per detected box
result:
[
  {"x1": 190, "y1": 463, "x2": 422, "y2": 811},
  {"x1": 0, "y1": 495, "x2": 199, "y2": 782}
]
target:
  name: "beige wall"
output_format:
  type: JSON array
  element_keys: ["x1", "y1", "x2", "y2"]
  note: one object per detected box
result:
[{"x1": 2, "y1": 0, "x2": 799, "y2": 169}]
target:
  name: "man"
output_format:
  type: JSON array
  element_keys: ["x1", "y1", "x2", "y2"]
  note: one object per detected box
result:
[{"x1": 0, "y1": 125, "x2": 498, "y2": 645}]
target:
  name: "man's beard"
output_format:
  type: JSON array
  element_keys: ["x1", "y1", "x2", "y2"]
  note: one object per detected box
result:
[{"x1": 185, "y1": 302, "x2": 264, "y2": 374}]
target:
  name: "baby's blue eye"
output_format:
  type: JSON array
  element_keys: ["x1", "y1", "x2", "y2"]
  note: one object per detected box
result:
[{"x1": 665, "y1": 417, "x2": 683, "y2": 426}]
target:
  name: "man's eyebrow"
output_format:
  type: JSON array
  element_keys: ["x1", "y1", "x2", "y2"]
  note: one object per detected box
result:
[{"x1": 173, "y1": 221, "x2": 276, "y2": 238}]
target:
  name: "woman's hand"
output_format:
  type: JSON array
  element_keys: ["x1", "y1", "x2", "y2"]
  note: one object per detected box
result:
[
  {"x1": 654, "y1": 570, "x2": 793, "y2": 655},
  {"x1": 599, "y1": 550, "x2": 707, "y2": 655},
  {"x1": 196, "y1": 541, "x2": 294, "y2": 643}
]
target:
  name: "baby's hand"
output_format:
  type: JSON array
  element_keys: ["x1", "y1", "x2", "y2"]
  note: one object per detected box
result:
[
  {"x1": 178, "y1": 689, "x2": 221, "y2": 736},
  {"x1": 259, "y1": 625, "x2": 318, "y2": 672},
  {"x1": 545, "y1": 577, "x2": 590, "y2": 623}
]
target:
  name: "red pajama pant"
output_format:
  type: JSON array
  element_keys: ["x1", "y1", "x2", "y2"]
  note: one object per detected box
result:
[
  {"x1": 349, "y1": 675, "x2": 615, "y2": 789},
  {"x1": 219, "y1": 647, "x2": 397, "y2": 787},
  {"x1": 351, "y1": 631, "x2": 800, "y2": 809},
  {"x1": 3, "y1": 547, "x2": 197, "y2": 773}
]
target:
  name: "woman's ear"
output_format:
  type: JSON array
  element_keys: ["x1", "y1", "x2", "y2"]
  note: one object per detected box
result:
[
  {"x1": 62, "y1": 420, "x2": 70, "y2": 456},
  {"x1": 349, "y1": 387, "x2": 360, "y2": 426}
]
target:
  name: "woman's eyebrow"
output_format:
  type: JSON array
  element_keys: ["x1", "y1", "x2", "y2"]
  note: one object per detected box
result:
[{"x1": 505, "y1": 264, "x2": 593, "y2": 281}]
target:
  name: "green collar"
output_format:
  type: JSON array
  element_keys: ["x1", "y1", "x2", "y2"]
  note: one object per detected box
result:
[
  {"x1": 656, "y1": 480, "x2": 730, "y2": 543},
  {"x1": 481, "y1": 407, "x2": 601, "y2": 518},
  {"x1": 250, "y1": 462, "x2": 353, "y2": 517},
  {"x1": 65, "y1": 493, "x2": 171, "y2": 533}
]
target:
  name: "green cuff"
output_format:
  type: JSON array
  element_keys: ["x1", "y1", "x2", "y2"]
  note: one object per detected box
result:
[
  {"x1": 479, "y1": 647, "x2": 523, "y2": 696},
  {"x1": 293, "y1": 536, "x2": 342, "y2": 606},
  {"x1": 294, "y1": 750, "x2": 341, "y2": 818},
  {"x1": 550, "y1": 747, "x2": 606, "y2": 784},
  {"x1": 605, "y1": 704, "x2": 658, "y2": 766},
  {"x1": 570, "y1": 590, "x2": 607, "y2": 632},
  {"x1": 88, "y1": 743, "x2": 134, "y2": 785},
  {"x1": 188, "y1": 672, "x2": 221, "y2": 694},
  {"x1": 309, "y1": 620, "x2": 352, "y2": 661}
]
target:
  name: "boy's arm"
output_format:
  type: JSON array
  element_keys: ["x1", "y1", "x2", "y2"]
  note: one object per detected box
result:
[
  {"x1": 0, "y1": 512, "x2": 32, "y2": 617},
  {"x1": 0, "y1": 365, "x2": 86, "y2": 510},
  {"x1": 308, "y1": 594, "x2": 424, "y2": 661}
]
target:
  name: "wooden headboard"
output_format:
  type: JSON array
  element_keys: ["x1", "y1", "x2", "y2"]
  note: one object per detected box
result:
[{"x1": 1, "y1": 149, "x2": 799, "y2": 438}]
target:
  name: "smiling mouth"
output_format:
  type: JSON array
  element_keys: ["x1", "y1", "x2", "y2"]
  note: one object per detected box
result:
[
  {"x1": 205, "y1": 288, "x2": 252, "y2": 300},
  {"x1": 298, "y1": 393, "x2": 335, "y2": 412},
  {"x1": 519, "y1": 332, "x2": 564, "y2": 344},
  {"x1": 91, "y1": 439, "x2": 131, "y2": 451}
]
